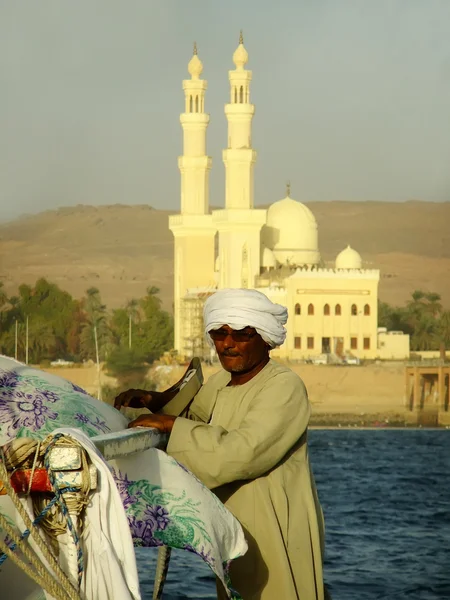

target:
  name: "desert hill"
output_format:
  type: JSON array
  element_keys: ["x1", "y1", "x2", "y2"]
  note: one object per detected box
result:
[{"x1": 1, "y1": 201, "x2": 449, "y2": 311}]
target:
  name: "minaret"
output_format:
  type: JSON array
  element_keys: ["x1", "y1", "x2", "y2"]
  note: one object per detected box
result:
[
  {"x1": 213, "y1": 33, "x2": 266, "y2": 289},
  {"x1": 177, "y1": 43, "x2": 212, "y2": 214},
  {"x1": 169, "y1": 44, "x2": 216, "y2": 354},
  {"x1": 223, "y1": 31, "x2": 256, "y2": 209}
]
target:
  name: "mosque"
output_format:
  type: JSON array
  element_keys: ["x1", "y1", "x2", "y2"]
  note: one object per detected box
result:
[{"x1": 169, "y1": 35, "x2": 410, "y2": 362}]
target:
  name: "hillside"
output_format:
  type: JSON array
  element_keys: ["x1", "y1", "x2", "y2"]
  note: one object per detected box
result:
[{"x1": 1, "y1": 201, "x2": 449, "y2": 310}]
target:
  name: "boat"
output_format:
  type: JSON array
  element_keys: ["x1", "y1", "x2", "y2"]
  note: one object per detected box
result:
[{"x1": 0, "y1": 355, "x2": 247, "y2": 599}]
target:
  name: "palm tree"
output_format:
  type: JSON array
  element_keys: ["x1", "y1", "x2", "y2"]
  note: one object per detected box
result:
[
  {"x1": 0, "y1": 282, "x2": 7, "y2": 310},
  {"x1": 406, "y1": 290, "x2": 443, "y2": 351},
  {"x1": 425, "y1": 292, "x2": 442, "y2": 318},
  {"x1": 437, "y1": 310, "x2": 450, "y2": 349},
  {"x1": 0, "y1": 282, "x2": 8, "y2": 334},
  {"x1": 410, "y1": 290, "x2": 426, "y2": 304},
  {"x1": 80, "y1": 288, "x2": 111, "y2": 360},
  {"x1": 410, "y1": 315, "x2": 438, "y2": 351},
  {"x1": 27, "y1": 318, "x2": 56, "y2": 363}
]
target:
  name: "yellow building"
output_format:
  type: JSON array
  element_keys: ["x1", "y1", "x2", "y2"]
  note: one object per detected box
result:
[{"x1": 169, "y1": 36, "x2": 409, "y2": 362}]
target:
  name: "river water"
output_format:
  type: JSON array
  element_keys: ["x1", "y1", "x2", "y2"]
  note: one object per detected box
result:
[{"x1": 136, "y1": 429, "x2": 450, "y2": 599}]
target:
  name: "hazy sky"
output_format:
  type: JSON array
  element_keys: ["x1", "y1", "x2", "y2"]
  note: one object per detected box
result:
[{"x1": 1, "y1": 0, "x2": 450, "y2": 222}]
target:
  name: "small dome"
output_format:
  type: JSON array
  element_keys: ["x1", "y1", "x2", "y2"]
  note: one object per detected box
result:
[
  {"x1": 264, "y1": 191, "x2": 320, "y2": 266},
  {"x1": 188, "y1": 43, "x2": 203, "y2": 79},
  {"x1": 233, "y1": 32, "x2": 248, "y2": 69},
  {"x1": 335, "y1": 245, "x2": 362, "y2": 269},
  {"x1": 261, "y1": 246, "x2": 276, "y2": 268}
]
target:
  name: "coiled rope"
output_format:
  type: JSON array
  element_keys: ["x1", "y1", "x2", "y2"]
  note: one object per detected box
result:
[
  {"x1": 0, "y1": 434, "x2": 92, "y2": 600},
  {"x1": 43, "y1": 433, "x2": 89, "y2": 587}
]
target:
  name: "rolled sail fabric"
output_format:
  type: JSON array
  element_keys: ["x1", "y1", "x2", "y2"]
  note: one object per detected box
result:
[{"x1": 0, "y1": 355, "x2": 247, "y2": 599}]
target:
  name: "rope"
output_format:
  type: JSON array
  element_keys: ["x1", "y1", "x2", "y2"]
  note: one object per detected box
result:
[
  {"x1": 0, "y1": 515, "x2": 73, "y2": 600},
  {"x1": 26, "y1": 440, "x2": 41, "y2": 496},
  {"x1": 43, "y1": 433, "x2": 89, "y2": 587},
  {"x1": 2, "y1": 437, "x2": 45, "y2": 471},
  {"x1": 0, "y1": 494, "x2": 58, "y2": 565},
  {"x1": 153, "y1": 546, "x2": 172, "y2": 600},
  {"x1": 0, "y1": 447, "x2": 80, "y2": 600},
  {"x1": 2, "y1": 434, "x2": 91, "y2": 573}
]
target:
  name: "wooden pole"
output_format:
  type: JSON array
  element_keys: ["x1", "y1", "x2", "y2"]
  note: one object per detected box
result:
[
  {"x1": 14, "y1": 319, "x2": 18, "y2": 361},
  {"x1": 405, "y1": 369, "x2": 411, "y2": 409},
  {"x1": 94, "y1": 325, "x2": 102, "y2": 401},
  {"x1": 413, "y1": 367, "x2": 421, "y2": 411},
  {"x1": 129, "y1": 314, "x2": 132, "y2": 349},
  {"x1": 438, "y1": 367, "x2": 445, "y2": 411},
  {"x1": 25, "y1": 316, "x2": 29, "y2": 365}
]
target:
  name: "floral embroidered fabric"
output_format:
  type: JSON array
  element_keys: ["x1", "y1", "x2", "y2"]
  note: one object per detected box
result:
[{"x1": 0, "y1": 356, "x2": 246, "y2": 598}]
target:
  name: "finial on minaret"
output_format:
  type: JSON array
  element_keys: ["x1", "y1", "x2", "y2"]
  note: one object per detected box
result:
[
  {"x1": 233, "y1": 31, "x2": 248, "y2": 69},
  {"x1": 188, "y1": 42, "x2": 203, "y2": 79},
  {"x1": 286, "y1": 181, "x2": 291, "y2": 197}
]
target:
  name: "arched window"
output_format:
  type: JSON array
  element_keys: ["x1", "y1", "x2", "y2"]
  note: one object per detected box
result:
[
  {"x1": 195, "y1": 96, "x2": 199, "y2": 112},
  {"x1": 351, "y1": 304, "x2": 358, "y2": 316},
  {"x1": 308, "y1": 303, "x2": 314, "y2": 316},
  {"x1": 364, "y1": 304, "x2": 370, "y2": 316},
  {"x1": 234, "y1": 88, "x2": 237, "y2": 103},
  {"x1": 189, "y1": 96, "x2": 193, "y2": 113},
  {"x1": 295, "y1": 303, "x2": 301, "y2": 315},
  {"x1": 239, "y1": 86, "x2": 244, "y2": 103},
  {"x1": 324, "y1": 304, "x2": 330, "y2": 316},
  {"x1": 335, "y1": 304, "x2": 341, "y2": 316}
]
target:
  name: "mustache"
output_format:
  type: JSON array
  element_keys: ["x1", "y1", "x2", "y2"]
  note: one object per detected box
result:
[{"x1": 221, "y1": 350, "x2": 241, "y2": 357}]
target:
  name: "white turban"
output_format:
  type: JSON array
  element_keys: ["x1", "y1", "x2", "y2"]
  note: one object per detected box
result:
[{"x1": 203, "y1": 289, "x2": 288, "y2": 348}]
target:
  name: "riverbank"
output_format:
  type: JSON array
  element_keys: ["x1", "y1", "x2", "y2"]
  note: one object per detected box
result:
[
  {"x1": 150, "y1": 361, "x2": 408, "y2": 421},
  {"x1": 42, "y1": 361, "x2": 444, "y2": 427}
]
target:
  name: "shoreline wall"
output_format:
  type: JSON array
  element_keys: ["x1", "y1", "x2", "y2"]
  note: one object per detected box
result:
[{"x1": 43, "y1": 362, "x2": 407, "y2": 417}]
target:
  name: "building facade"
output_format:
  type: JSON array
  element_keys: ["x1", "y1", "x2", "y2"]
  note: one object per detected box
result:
[{"x1": 169, "y1": 36, "x2": 409, "y2": 362}]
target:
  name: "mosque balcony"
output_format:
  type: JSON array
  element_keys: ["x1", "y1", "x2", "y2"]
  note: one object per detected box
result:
[
  {"x1": 180, "y1": 113, "x2": 210, "y2": 125},
  {"x1": 169, "y1": 213, "x2": 215, "y2": 234},
  {"x1": 182, "y1": 79, "x2": 208, "y2": 91},
  {"x1": 225, "y1": 104, "x2": 255, "y2": 116}
]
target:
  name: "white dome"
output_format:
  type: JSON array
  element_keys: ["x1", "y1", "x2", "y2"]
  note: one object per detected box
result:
[
  {"x1": 264, "y1": 194, "x2": 320, "y2": 266},
  {"x1": 261, "y1": 246, "x2": 276, "y2": 268},
  {"x1": 335, "y1": 245, "x2": 362, "y2": 269}
]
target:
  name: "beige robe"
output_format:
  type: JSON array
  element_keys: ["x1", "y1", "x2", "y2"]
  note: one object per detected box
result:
[{"x1": 165, "y1": 359, "x2": 326, "y2": 600}]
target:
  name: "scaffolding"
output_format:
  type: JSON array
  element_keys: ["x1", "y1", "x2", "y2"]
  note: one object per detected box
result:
[{"x1": 179, "y1": 289, "x2": 216, "y2": 361}]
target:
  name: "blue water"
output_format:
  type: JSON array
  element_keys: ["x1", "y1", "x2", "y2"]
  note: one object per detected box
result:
[{"x1": 136, "y1": 430, "x2": 450, "y2": 599}]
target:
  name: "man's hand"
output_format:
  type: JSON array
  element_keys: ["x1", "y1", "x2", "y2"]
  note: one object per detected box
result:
[
  {"x1": 114, "y1": 389, "x2": 153, "y2": 411},
  {"x1": 127, "y1": 414, "x2": 176, "y2": 434}
]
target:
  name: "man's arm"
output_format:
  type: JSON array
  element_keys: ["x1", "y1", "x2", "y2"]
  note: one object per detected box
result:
[
  {"x1": 114, "y1": 388, "x2": 179, "y2": 413},
  {"x1": 125, "y1": 377, "x2": 218, "y2": 430},
  {"x1": 166, "y1": 372, "x2": 310, "y2": 489}
]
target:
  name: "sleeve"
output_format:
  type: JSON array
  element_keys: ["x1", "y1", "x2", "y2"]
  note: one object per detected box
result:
[{"x1": 166, "y1": 372, "x2": 311, "y2": 489}]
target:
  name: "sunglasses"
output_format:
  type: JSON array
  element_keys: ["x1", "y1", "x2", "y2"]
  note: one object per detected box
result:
[{"x1": 209, "y1": 328, "x2": 257, "y2": 343}]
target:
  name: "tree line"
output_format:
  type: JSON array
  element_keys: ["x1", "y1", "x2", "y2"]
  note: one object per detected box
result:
[
  {"x1": 1, "y1": 281, "x2": 449, "y2": 367},
  {"x1": 0, "y1": 279, "x2": 173, "y2": 366},
  {"x1": 378, "y1": 290, "x2": 450, "y2": 352}
]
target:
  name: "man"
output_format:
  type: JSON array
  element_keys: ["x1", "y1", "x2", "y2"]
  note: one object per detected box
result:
[{"x1": 115, "y1": 289, "x2": 327, "y2": 600}]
